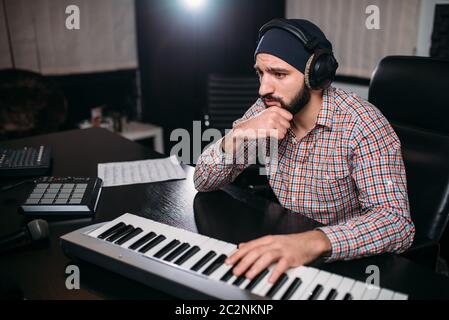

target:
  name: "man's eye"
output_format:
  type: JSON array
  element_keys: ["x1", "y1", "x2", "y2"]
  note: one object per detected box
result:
[{"x1": 275, "y1": 73, "x2": 285, "y2": 79}]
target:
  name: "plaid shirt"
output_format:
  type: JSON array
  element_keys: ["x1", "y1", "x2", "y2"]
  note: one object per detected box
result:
[{"x1": 194, "y1": 86, "x2": 415, "y2": 261}]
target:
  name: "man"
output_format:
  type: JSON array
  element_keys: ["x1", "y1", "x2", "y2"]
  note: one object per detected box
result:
[{"x1": 193, "y1": 19, "x2": 415, "y2": 285}]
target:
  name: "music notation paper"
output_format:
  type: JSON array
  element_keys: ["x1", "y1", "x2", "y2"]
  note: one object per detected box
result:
[{"x1": 97, "y1": 155, "x2": 186, "y2": 187}]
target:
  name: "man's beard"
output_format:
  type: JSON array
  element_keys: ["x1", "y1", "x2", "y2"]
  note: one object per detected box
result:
[{"x1": 262, "y1": 83, "x2": 311, "y2": 115}]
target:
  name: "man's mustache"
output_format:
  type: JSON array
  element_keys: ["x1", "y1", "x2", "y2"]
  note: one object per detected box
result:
[{"x1": 261, "y1": 94, "x2": 284, "y2": 104}]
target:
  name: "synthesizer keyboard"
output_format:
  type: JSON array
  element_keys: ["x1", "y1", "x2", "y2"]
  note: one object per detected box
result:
[{"x1": 60, "y1": 213, "x2": 408, "y2": 300}]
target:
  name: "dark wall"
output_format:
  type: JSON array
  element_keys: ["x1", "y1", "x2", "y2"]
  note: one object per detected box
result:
[
  {"x1": 47, "y1": 70, "x2": 138, "y2": 128},
  {"x1": 136, "y1": 0, "x2": 285, "y2": 153}
]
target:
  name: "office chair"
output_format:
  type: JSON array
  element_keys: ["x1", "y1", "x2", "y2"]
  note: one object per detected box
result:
[
  {"x1": 0, "y1": 69, "x2": 67, "y2": 140},
  {"x1": 203, "y1": 74, "x2": 277, "y2": 201},
  {"x1": 369, "y1": 56, "x2": 449, "y2": 271},
  {"x1": 204, "y1": 74, "x2": 259, "y2": 133}
]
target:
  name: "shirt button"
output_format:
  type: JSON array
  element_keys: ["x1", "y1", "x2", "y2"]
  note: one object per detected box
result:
[
  {"x1": 292, "y1": 197, "x2": 296, "y2": 202},
  {"x1": 387, "y1": 179, "x2": 393, "y2": 186},
  {"x1": 325, "y1": 174, "x2": 330, "y2": 180}
]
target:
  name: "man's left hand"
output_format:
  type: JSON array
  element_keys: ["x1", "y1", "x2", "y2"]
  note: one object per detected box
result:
[{"x1": 225, "y1": 230, "x2": 332, "y2": 284}]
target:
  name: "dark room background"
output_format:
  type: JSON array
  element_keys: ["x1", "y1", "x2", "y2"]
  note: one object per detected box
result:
[{"x1": 136, "y1": 0, "x2": 285, "y2": 152}]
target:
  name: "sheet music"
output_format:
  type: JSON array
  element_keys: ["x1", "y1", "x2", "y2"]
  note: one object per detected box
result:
[{"x1": 97, "y1": 155, "x2": 186, "y2": 187}]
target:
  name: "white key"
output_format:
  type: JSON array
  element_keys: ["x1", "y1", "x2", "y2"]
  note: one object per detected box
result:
[
  {"x1": 334, "y1": 277, "x2": 356, "y2": 300},
  {"x1": 239, "y1": 278, "x2": 252, "y2": 289},
  {"x1": 289, "y1": 267, "x2": 320, "y2": 300},
  {"x1": 376, "y1": 288, "x2": 395, "y2": 300},
  {"x1": 226, "y1": 275, "x2": 238, "y2": 286},
  {"x1": 255, "y1": 275, "x2": 275, "y2": 297},
  {"x1": 317, "y1": 274, "x2": 343, "y2": 300},
  {"x1": 349, "y1": 281, "x2": 367, "y2": 300},
  {"x1": 299, "y1": 270, "x2": 332, "y2": 300},
  {"x1": 362, "y1": 285, "x2": 381, "y2": 300},
  {"x1": 392, "y1": 292, "x2": 408, "y2": 300}
]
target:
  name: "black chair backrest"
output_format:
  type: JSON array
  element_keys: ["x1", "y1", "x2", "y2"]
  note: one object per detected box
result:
[
  {"x1": 369, "y1": 56, "x2": 449, "y2": 242},
  {"x1": 205, "y1": 74, "x2": 259, "y2": 133}
]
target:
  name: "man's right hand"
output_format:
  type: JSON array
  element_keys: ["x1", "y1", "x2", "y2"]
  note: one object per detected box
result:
[{"x1": 222, "y1": 106, "x2": 293, "y2": 155}]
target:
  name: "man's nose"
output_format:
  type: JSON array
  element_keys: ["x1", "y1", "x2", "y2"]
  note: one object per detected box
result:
[{"x1": 258, "y1": 77, "x2": 274, "y2": 97}]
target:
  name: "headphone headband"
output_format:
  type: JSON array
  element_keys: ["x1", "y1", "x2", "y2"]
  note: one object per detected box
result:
[{"x1": 258, "y1": 18, "x2": 313, "y2": 50}]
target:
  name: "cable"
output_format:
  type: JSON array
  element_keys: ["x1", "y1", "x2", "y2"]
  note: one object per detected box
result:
[{"x1": 0, "y1": 179, "x2": 36, "y2": 192}]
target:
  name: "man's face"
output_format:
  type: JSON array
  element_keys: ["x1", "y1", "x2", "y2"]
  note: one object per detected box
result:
[{"x1": 255, "y1": 53, "x2": 310, "y2": 115}]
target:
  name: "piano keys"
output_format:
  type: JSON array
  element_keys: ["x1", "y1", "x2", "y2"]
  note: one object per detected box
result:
[{"x1": 61, "y1": 213, "x2": 409, "y2": 300}]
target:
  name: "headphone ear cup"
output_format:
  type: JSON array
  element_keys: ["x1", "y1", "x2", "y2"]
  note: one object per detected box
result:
[{"x1": 306, "y1": 50, "x2": 338, "y2": 90}]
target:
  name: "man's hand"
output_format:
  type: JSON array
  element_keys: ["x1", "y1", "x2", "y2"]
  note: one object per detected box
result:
[
  {"x1": 235, "y1": 106, "x2": 293, "y2": 140},
  {"x1": 222, "y1": 106, "x2": 293, "y2": 154},
  {"x1": 225, "y1": 230, "x2": 332, "y2": 284}
]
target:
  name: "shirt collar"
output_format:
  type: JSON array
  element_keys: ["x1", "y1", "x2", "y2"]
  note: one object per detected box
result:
[{"x1": 315, "y1": 86, "x2": 335, "y2": 129}]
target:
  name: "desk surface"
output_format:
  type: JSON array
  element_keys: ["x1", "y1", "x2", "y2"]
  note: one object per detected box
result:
[{"x1": 1, "y1": 128, "x2": 449, "y2": 300}]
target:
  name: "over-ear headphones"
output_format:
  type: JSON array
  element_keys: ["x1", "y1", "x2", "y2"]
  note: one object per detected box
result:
[{"x1": 257, "y1": 18, "x2": 339, "y2": 90}]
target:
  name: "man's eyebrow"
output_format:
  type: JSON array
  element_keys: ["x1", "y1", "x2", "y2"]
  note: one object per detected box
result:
[
  {"x1": 266, "y1": 67, "x2": 290, "y2": 73},
  {"x1": 253, "y1": 65, "x2": 290, "y2": 73}
]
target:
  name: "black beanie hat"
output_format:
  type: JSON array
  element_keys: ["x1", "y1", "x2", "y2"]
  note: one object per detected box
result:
[{"x1": 255, "y1": 19, "x2": 333, "y2": 74}]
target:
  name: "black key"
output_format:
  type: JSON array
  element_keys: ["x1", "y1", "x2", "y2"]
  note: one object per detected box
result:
[
  {"x1": 202, "y1": 254, "x2": 227, "y2": 276},
  {"x1": 220, "y1": 267, "x2": 236, "y2": 282},
  {"x1": 233, "y1": 274, "x2": 247, "y2": 286},
  {"x1": 105, "y1": 225, "x2": 133, "y2": 242},
  {"x1": 266, "y1": 273, "x2": 289, "y2": 298},
  {"x1": 115, "y1": 228, "x2": 143, "y2": 245},
  {"x1": 112, "y1": 226, "x2": 139, "y2": 243},
  {"x1": 325, "y1": 288, "x2": 338, "y2": 300},
  {"x1": 308, "y1": 284, "x2": 324, "y2": 300},
  {"x1": 101, "y1": 224, "x2": 128, "y2": 241},
  {"x1": 191, "y1": 251, "x2": 217, "y2": 272},
  {"x1": 343, "y1": 293, "x2": 353, "y2": 300},
  {"x1": 174, "y1": 246, "x2": 200, "y2": 266},
  {"x1": 154, "y1": 239, "x2": 181, "y2": 258},
  {"x1": 129, "y1": 231, "x2": 156, "y2": 250},
  {"x1": 245, "y1": 268, "x2": 269, "y2": 291},
  {"x1": 281, "y1": 277, "x2": 302, "y2": 300},
  {"x1": 98, "y1": 222, "x2": 126, "y2": 239},
  {"x1": 138, "y1": 235, "x2": 166, "y2": 253},
  {"x1": 164, "y1": 242, "x2": 191, "y2": 262}
]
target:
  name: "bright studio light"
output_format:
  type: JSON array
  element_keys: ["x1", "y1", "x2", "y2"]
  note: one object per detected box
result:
[{"x1": 181, "y1": 0, "x2": 206, "y2": 11}]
